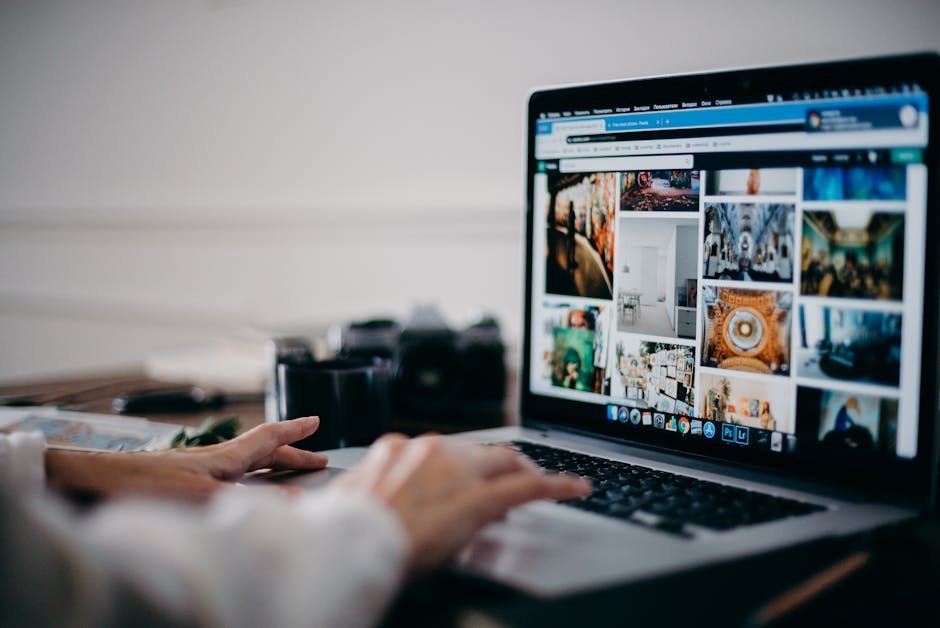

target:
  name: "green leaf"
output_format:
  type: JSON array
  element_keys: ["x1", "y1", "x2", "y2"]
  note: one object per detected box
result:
[{"x1": 171, "y1": 416, "x2": 241, "y2": 449}]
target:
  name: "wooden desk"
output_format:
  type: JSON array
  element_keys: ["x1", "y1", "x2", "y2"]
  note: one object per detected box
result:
[
  {"x1": 0, "y1": 372, "x2": 267, "y2": 431},
  {"x1": 0, "y1": 371, "x2": 515, "y2": 437}
]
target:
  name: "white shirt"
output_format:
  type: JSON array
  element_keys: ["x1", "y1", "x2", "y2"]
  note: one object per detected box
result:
[{"x1": 0, "y1": 433, "x2": 408, "y2": 628}]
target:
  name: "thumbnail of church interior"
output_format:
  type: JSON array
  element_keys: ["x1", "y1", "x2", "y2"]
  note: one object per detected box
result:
[
  {"x1": 702, "y1": 203, "x2": 795, "y2": 283},
  {"x1": 701, "y1": 287, "x2": 792, "y2": 376},
  {"x1": 800, "y1": 210, "x2": 904, "y2": 301}
]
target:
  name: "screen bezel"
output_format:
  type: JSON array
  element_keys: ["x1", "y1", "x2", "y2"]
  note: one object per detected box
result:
[{"x1": 521, "y1": 53, "x2": 940, "y2": 506}]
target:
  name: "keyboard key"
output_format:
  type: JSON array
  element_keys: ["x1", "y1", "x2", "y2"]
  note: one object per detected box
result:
[{"x1": 507, "y1": 441, "x2": 825, "y2": 538}]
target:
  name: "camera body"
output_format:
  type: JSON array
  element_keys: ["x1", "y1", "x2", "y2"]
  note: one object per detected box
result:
[
  {"x1": 266, "y1": 307, "x2": 506, "y2": 426},
  {"x1": 339, "y1": 307, "x2": 507, "y2": 421}
]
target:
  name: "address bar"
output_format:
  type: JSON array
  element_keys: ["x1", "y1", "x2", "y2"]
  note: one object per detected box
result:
[
  {"x1": 551, "y1": 120, "x2": 606, "y2": 134},
  {"x1": 559, "y1": 154, "x2": 694, "y2": 173}
]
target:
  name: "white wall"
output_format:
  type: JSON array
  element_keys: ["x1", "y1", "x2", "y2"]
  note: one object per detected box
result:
[
  {"x1": 675, "y1": 224, "x2": 698, "y2": 301},
  {"x1": 665, "y1": 231, "x2": 677, "y2": 324},
  {"x1": 1, "y1": 0, "x2": 938, "y2": 382},
  {"x1": 638, "y1": 247, "x2": 659, "y2": 306}
]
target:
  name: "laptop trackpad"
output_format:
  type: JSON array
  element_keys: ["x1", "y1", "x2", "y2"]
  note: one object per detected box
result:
[{"x1": 458, "y1": 501, "x2": 694, "y2": 597}]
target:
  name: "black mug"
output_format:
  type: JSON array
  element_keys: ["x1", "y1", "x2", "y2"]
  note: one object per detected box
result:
[{"x1": 275, "y1": 358, "x2": 391, "y2": 451}]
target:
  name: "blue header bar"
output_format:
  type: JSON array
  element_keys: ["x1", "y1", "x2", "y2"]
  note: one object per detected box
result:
[{"x1": 536, "y1": 93, "x2": 928, "y2": 136}]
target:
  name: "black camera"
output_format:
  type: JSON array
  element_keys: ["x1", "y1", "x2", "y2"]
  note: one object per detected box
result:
[
  {"x1": 267, "y1": 307, "x2": 506, "y2": 426},
  {"x1": 338, "y1": 306, "x2": 506, "y2": 421}
]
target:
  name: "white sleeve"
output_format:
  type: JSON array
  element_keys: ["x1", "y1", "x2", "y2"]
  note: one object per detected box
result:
[
  {"x1": 83, "y1": 489, "x2": 409, "y2": 628},
  {"x1": 0, "y1": 430, "x2": 46, "y2": 497},
  {"x1": 0, "y1": 433, "x2": 409, "y2": 628}
]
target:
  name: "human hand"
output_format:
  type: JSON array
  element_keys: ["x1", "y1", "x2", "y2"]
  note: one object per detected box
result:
[
  {"x1": 329, "y1": 435, "x2": 592, "y2": 573},
  {"x1": 45, "y1": 417, "x2": 328, "y2": 502}
]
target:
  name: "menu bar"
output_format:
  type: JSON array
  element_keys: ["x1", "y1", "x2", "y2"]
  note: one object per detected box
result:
[
  {"x1": 537, "y1": 94, "x2": 927, "y2": 137},
  {"x1": 538, "y1": 82, "x2": 926, "y2": 121}
]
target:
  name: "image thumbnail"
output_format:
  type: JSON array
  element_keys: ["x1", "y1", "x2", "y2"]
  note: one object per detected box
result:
[
  {"x1": 621, "y1": 170, "x2": 700, "y2": 212},
  {"x1": 797, "y1": 304, "x2": 901, "y2": 386},
  {"x1": 797, "y1": 386, "x2": 898, "y2": 454},
  {"x1": 801, "y1": 210, "x2": 904, "y2": 300},
  {"x1": 552, "y1": 328, "x2": 595, "y2": 391},
  {"x1": 703, "y1": 203, "x2": 795, "y2": 283},
  {"x1": 604, "y1": 335, "x2": 695, "y2": 414},
  {"x1": 535, "y1": 303, "x2": 609, "y2": 394},
  {"x1": 701, "y1": 287, "x2": 792, "y2": 375},
  {"x1": 803, "y1": 166, "x2": 906, "y2": 201},
  {"x1": 616, "y1": 216, "x2": 698, "y2": 338},
  {"x1": 705, "y1": 168, "x2": 797, "y2": 196},
  {"x1": 545, "y1": 172, "x2": 617, "y2": 299},
  {"x1": 700, "y1": 372, "x2": 794, "y2": 433}
]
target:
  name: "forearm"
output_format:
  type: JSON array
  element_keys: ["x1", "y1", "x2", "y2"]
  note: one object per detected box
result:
[
  {"x1": 45, "y1": 449, "x2": 117, "y2": 499},
  {"x1": 44, "y1": 447, "x2": 223, "y2": 503},
  {"x1": 0, "y1": 429, "x2": 134, "y2": 501}
]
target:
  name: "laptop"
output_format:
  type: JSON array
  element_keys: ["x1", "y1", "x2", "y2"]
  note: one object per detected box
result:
[{"x1": 302, "y1": 53, "x2": 940, "y2": 597}]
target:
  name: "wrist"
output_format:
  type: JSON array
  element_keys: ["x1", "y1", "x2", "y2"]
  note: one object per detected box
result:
[{"x1": 45, "y1": 449, "x2": 118, "y2": 500}]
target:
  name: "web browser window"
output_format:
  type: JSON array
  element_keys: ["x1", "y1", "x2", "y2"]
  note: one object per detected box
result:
[{"x1": 528, "y1": 83, "x2": 929, "y2": 466}]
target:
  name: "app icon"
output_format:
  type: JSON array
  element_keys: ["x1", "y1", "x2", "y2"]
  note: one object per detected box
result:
[
  {"x1": 808, "y1": 111, "x2": 822, "y2": 130},
  {"x1": 721, "y1": 423, "x2": 736, "y2": 442},
  {"x1": 630, "y1": 409, "x2": 642, "y2": 425},
  {"x1": 678, "y1": 417, "x2": 690, "y2": 434},
  {"x1": 771, "y1": 431, "x2": 783, "y2": 452},
  {"x1": 665, "y1": 416, "x2": 678, "y2": 432},
  {"x1": 607, "y1": 405, "x2": 618, "y2": 422},
  {"x1": 642, "y1": 411, "x2": 652, "y2": 426},
  {"x1": 653, "y1": 413, "x2": 666, "y2": 429},
  {"x1": 618, "y1": 407, "x2": 629, "y2": 423},
  {"x1": 735, "y1": 425, "x2": 749, "y2": 445},
  {"x1": 690, "y1": 420, "x2": 703, "y2": 436},
  {"x1": 703, "y1": 421, "x2": 716, "y2": 439}
]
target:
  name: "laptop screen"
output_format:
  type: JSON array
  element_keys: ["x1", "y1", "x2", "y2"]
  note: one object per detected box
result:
[{"x1": 523, "y1": 54, "x2": 939, "y2": 495}]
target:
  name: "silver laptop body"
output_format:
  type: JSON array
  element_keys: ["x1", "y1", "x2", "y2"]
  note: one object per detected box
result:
[{"x1": 289, "y1": 54, "x2": 940, "y2": 597}]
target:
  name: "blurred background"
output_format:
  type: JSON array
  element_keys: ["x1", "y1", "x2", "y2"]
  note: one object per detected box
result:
[{"x1": 1, "y1": 0, "x2": 938, "y2": 385}]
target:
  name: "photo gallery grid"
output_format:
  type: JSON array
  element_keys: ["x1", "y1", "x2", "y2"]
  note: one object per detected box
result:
[{"x1": 533, "y1": 163, "x2": 921, "y2": 457}]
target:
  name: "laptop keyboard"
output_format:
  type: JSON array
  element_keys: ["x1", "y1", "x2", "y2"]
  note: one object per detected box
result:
[{"x1": 509, "y1": 441, "x2": 825, "y2": 538}]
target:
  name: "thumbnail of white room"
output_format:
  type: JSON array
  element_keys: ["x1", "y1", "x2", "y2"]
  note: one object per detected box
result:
[{"x1": 615, "y1": 216, "x2": 697, "y2": 338}]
